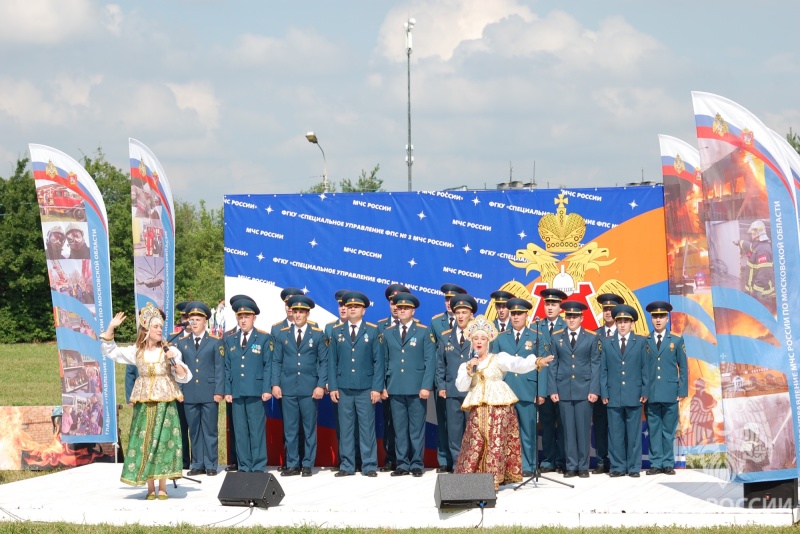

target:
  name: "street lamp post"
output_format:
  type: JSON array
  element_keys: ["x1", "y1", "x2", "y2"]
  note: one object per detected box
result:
[
  {"x1": 305, "y1": 131, "x2": 328, "y2": 192},
  {"x1": 405, "y1": 17, "x2": 415, "y2": 192}
]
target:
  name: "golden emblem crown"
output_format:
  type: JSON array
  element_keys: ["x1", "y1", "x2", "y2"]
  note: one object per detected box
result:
[
  {"x1": 712, "y1": 113, "x2": 728, "y2": 137},
  {"x1": 45, "y1": 160, "x2": 58, "y2": 178},
  {"x1": 538, "y1": 193, "x2": 587, "y2": 252},
  {"x1": 673, "y1": 154, "x2": 685, "y2": 175}
]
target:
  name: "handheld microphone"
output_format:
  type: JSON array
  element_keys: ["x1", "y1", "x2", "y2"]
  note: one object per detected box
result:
[
  {"x1": 470, "y1": 349, "x2": 479, "y2": 373},
  {"x1": 179, "y1": 321, "x2": 190, "y2": 328}
]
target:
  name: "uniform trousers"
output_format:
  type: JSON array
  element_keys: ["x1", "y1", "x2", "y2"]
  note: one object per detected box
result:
[
  {"x1": 646, "y1": 402, "x2": 679, "y2": 469},
  {"x1": 231, "y1": 396, "x2": 266, "y2": 472},
  {"x1": 338, "y1": 388, "x2": 377, "y2": 473},
  {"x1": 558, "y1": 399, "x2": 592, "y2": 472},
  {"x1": 608, "y1": 405, "x2": 643, "y2": 474},
  {"x1": 390, "y1": 395, "x2": 427, "y2": 471},
  {"x1": 185, "y1": 401, "x2": 219, "y2": 471},
  {"x1": 282, "y1": 395, "x2": 318, "y2": 468}
]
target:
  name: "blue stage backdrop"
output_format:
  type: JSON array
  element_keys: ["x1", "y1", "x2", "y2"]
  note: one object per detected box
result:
[{"x1": 224, "y1": 186, "x2": 669, "y2": 467}]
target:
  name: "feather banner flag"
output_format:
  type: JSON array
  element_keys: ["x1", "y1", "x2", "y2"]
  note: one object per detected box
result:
[
  {"x1": 692, "y1": 91, "x2": 800, "y2": 483},
  {"x1": 30, "y1": 144, "x2": 116, "y2": 444},
  {"x1": 128, "y1": 139, "x2": 176, "y2": 324},
  {"x1": 659, "y1": 134, "x2": 724, "y2": 461}
]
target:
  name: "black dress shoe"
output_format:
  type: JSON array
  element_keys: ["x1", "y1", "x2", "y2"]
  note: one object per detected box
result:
[
  {"x1": 592, "y1": 465, "x2": 607, "y2": 475},
  {"x1": 578, "y1": 471, "x2": 590, "y2": 478},
  {"x1": 411, "y1": 468, "x2": 423, "y2": 477},
  {"x1": 629, "y1": 472, "x2": 640, "y2": 478},
  {"x1": 609, "y1": 471, "x2": 624, "y2": 477},
  {"x1": 186, "y1": 469, "x2": 205, "y2": 476},
  {"x1": 646, "y1": 467, "x2": 662, "y2": 475},
  {"x1": 331, "y1": 466, "x2": 340, "y2": 472},
  {"x1": 556, "y1": 467, "x2": 566, "y2": 474},
  {"x1": 334, "y1": 470, "x2": 354, "y2": 477},
  {"x1": 226, "y1": 464, "x2": 238, "y2": 472},
  {"x1": 281, "y1": 467, "x2": 300, "y2": 477},
  {"x1": 538, "y1": 466, "x2": 555, "y2": 473},
  {"x1": 207, "y1": 469, "x2": 217, "y2": 476},
  {"x1": 363, "y1": 470, "x2": 378, "y2": 477},
  {"x1": 563, "y1": 470, "x2": 577, "y2": 478},
  {"x1": 277, "y1": 465, "x2": 286, "y2": 472},
  {"x1": 301, "y1": 467, "x2": 312, "y2": 477},
  {"x1": 390, "y1": 468, "x2": 410, "y2": 476},
  {"x1": 522, "y1": 470, "x2": 534, "y2": 477},
  {"x1": 663, "y1": 467, "x2": 676, "y2": 475},
  {"x1": 379, "y1": 464, "x2": 396, "y2": 472},
  {"x1": 435, "y1": 466, "x2": 451, "y2": 473}
]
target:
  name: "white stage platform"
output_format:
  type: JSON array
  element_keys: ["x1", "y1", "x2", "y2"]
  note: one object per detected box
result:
[{"x1": 0, "y1": 463, "x2": 797, "y2": 528}]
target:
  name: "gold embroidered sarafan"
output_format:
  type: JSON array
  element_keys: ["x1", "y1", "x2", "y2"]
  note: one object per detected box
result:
[
  {"x1": 129, "y1": 348, "x2": 184, "y2": 403},
  {"x1": 461, "y1": 355, "x2": 519, "y2": 410}
]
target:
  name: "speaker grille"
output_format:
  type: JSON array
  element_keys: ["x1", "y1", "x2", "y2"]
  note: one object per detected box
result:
[
  {"x1": 434, "y1": 473, "x2": 496, "y2": 509},
  {"x1": 218, "y1": 472, "x2": 285, "y2": 509}
]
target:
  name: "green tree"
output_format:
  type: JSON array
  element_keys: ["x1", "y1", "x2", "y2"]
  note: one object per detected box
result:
[
  {"x1": 81, "y1": 149, "x2": 136, "y2": 340},
  {"x1": 300, "y1": 181, "x2": 338, "y2": 194},
  {"x1": 174, "y1": 199, "x2": 224, "y2": 311},
  {"x1": 787, "y1": 128, "x2": 800, "y2": 155},
  {"x1": 340, "y1": 164, "x2": 384, "y2": 192},
  {"x1": 0, "y1": 158, "x2": 53, "y2": 342}
]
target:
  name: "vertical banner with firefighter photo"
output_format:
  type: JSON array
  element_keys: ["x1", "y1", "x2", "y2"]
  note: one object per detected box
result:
[
  {"x1": 693, "y1": 92, "x2": 800, "y2": 483},
  {"x1": 30, "y1": 144, "x2": 116, "y2": 445}
]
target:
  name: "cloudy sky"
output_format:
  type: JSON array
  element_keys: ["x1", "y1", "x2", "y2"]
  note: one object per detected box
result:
[{"x1": 1, "y1": 0, "x2": 798, "y2": 205}]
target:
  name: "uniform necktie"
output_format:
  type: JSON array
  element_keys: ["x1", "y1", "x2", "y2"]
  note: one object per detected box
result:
[
  {"x1": 570, "y1": 332, "x2": 576, "y2": 348},
  {"x1": 241, "y1": 332, "x2": 248, "y2": 350},
  {"x1": 351, "y1": 324, "x2": 357, "y2": 343},
  {"x1": 394, "y1": 319, "x2": 400, "y2": 327},
  {"x1": 449, "y1": 316, "x2": 454, "y2": 329},
  {"x1": 621, "y1": 336, "x2": 627, "y2": 355},
  {"x1": 657, "y1": 334, "x2": 662, "y2": 350},
  {"x1": 515, "y1": 331, "x2": 520, "y2": 345},
  {"x1": 401, "y1": 324, "x2": 407, "y2": 343},
  {"x1": 296, "y1": 328, "x2": 302, "y2": 347},
  {"x1": 549, "y1": 323, "x2": 554, "y2": 336},
  {"x1": 195, "y1": 337, "x2": 200, "y2": 350},
  {"x1": 606, "y1": 328, "x2": 612, "y2": 338},
  {"x1": 500, "y1": 323, "x2": 506, "y2": 332},
  {"x1": 459, "y1": 332, "x2": 465, "y2": 347}
]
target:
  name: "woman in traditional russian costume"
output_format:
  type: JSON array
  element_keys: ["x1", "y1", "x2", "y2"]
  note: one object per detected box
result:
[
  {"x1": 454, "y1": 315, "x2": 552, "y2": 489},
  {"x1": 100, "y1": 302, "x2": 192, "y2": 500}
]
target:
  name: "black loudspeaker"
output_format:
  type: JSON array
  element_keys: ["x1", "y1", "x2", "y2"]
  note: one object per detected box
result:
[
  {"x1": 743, "y1": 478, "x2": 797, "y2": 508},
  {"x1": 434, "y1": 473, "x2": 496, "y2": 509},
  {"x1": 218, "y1": 472, "x2": 285, "y2": 509}
]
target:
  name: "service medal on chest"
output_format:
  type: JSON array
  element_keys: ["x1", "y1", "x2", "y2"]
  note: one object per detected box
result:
[
  {"x1": 525, "y1": 341, "x2": 533, "y2": 350},
  {"x1": 410, "y1": 337, "x2": 417, "y2": 347},
  {"x1": 338, "y1": 333, "x2": 344, "y2": 342},
  {"x1": 309, "y1": 339, "x2": 313, "y2": 348},
  {"x1": 364, "y1": 334, "x2": 369, "y2": 342}
]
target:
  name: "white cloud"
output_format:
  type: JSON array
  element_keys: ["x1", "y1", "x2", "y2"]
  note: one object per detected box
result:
[
  {"x1": 52, "y1": 75, "x2": 103, "y2": 107},
  {"x1": 0, "y1": 79, "x2": 70, "y2": 125},
  {"x1": 0, "y1": 0, "x2": 96, "y2": 44},
  {"x1": 104, "y1": 4, "x2": 123, "y2": 36},
  {"x1": 228, "y1": 28, "x2": 345, "y2": 75},
  {"x1": 166, "y1": 82, "x2": 220, "y2": 133},
  {"x1": 378, "y1": 0, "x2": 535, "y2": 62}
]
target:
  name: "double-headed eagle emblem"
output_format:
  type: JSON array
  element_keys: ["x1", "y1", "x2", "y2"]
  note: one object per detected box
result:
[{"x1": 487, "y1": 193, "x2": 649, "y2": 335}]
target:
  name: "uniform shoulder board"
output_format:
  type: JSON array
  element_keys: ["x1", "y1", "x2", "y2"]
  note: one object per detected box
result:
[
  {"x1": 378, "y1": 318, "x2": 389, "y2": 323},
  {"x1": 432, "y1": 312, "x2": 445, "y2": 320},
  {"x1": 386, "y1": 324, "x2": 397, "y2": 330},
  {"x1": 366, "y1": 322, "x2": 377, "y2": 328},
  {"x1": 280, "y1": 326, "x2": 292, "y2": 332},
  {"x1": 309, "y1": 320, "x2": 318, "y2": 326},
  {"x1": 553, "y1": 328, "x2": 565, "y2": 335},
  {"x1": 225, "y1": 327, "x2": 237, "y2": 335},
  {"x1": 273, "y1": 320, "x2": 285, "y2": 327},
  {"x1": 413, "y1": 318, "x2": 421, "y2": 323},
  {"x1": 585, "y1": 330, "x2": 597, "y2": 336},
  {"x1": 670, "y1": 331, "x2": 680, "y2": 337},
  {"x1": 208, "y1": 333, "x2": 221, "y2": 339},
  {"x1": 256, "y1": 328, "x2": 269, "y2": 335},
  {"x1": 169, "y1": 330, "x2": 182, "y2": 337},
  {"x1": 416, "y1": 323, "x2": 429, "y2": 330},
  {"x1": 442, "y1": 328, "x2": 453, "y2": 335},
  {"x1": 334, "y1": 322, "x2": 344, "y2": 328},
  {"x1": 311, "y1": 326, "x2": 323, "y2": 332}
]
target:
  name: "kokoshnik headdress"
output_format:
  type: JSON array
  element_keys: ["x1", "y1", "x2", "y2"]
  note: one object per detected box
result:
[
  {"x1": 139, "y1": 302, "x2": 165, "y2": 330},
  {"x1": 465, "y1": 315, "x2": 498, "y2": 342}
]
